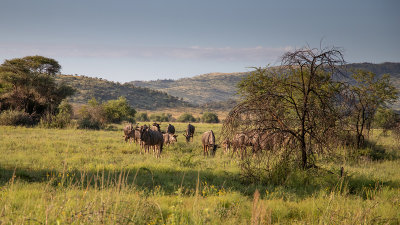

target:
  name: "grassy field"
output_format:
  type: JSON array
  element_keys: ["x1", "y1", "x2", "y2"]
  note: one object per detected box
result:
[{"x1": 0, "y1": 123, "x2": 399, "y2": 224}]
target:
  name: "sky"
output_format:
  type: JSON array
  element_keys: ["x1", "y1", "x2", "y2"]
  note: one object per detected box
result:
[{"x1": 0, "y1": 0, "x2": 399, "y2": 82}]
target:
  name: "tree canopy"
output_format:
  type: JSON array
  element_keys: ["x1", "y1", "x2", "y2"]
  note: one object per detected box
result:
[{"x1": 0, "y1": 56, "x2": 74, "y2": 122}]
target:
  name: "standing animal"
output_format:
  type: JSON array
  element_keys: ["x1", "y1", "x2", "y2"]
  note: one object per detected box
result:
[
  {"x1": 166, "y1": 124, "x2": 175, "y2": 134},
  {"x1": 231, "y1": 133, "x2": 252, "y2": 158},
  {"x1": 183, "y1": 123, "x2": 195, "y2": 142},
  {"x1": 251, "y1": 131, "x2": 294, "y2": 153},
  {"x1": 151, "y1": 122, "x2": 161, "y2": 132},
  {"x1": 123, "y1": 123, "x2": 135, "y2": 143},
  {"x1": 201, "y1": 130, "x2": 218, "y2": 156},
  {"x1": 140, "y1": 126, "x2": 164, "y2": 158},
  {"x1": 163, "y1": 133, "x2": 178, "y2": 146},
  {"x1": 222, "y1": 138, "x2": 231, "y2": 154}
]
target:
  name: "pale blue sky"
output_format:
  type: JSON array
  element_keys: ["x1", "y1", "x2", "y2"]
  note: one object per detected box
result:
[{"x1": 1, "y1": 0, "x2": 399, "y2": 82}]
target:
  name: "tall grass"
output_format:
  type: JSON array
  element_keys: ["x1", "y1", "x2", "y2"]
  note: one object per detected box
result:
[{"x1": 0, "y1": 124, "x2": 399, "y2": 224}]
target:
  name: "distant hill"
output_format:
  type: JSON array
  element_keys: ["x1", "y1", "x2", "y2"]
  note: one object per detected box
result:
[
  {"x1": 55, "y1": 75, "x2": 191, "y2": 110},
  {"x1": 129, "y1": 72, "x2": 250, "y2": 105},
  {"x1": 129, "y1": 63, "x2": 400, "y2": 108}
]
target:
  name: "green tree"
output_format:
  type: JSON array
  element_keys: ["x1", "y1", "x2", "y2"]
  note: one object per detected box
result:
[
  {"x1": 201, "y1": 112, "x2": 219, "y2": 123},
  {"x1": 102, "y1": 96, "x2": 136, "y2": 123},
  {"x1": 373, "y1": 107, "x2": 398, "y2": 134},
  {"x1": 349, "y1": 70, "x2": 398, "y2": 147},
  {"x1": 0, "y1": 56, "x2": 74, "y2": 122},
  {"x1": 177, "y1": 113, "x2": 196, "y2": 122}
]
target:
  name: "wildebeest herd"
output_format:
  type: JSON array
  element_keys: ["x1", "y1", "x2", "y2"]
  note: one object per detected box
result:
[
  {"x1": 123, "y1": 123, "x2": 194, "y2": 158},
  {"x1": 124, "y1": 123, "x2": 294, "y2": 158}
]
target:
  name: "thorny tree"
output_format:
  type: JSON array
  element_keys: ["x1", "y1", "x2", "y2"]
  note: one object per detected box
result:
[{"x1": 222, "y1": 47, "x2": 347, "y2": 169}]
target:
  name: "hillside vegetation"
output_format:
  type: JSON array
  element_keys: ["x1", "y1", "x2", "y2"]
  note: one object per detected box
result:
[
  {"x1": 55, "y1": 75, "x2": 191, "y2": 110},
  {"x1": 130, "y1": 72, "x2": 250, "y2": 105},
  {"x1": 129, "y1": 63, "x2": 400, "y2": 108}
]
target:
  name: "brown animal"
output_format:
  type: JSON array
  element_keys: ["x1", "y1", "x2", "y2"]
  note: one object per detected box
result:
[
  {"x1": 151, "y1": 122, "x2": 161, "y2": 132},
  {"x1": 251, "y1": 130, "x2": 294, "y2": 153},
  {"x1": 222, "y1": 138, "x2": 231, "y2": 154},
  {"x1": 166, "y1": 124, "x2": 175, "y2": 134},
  {"x1": 231, "y1": 133, "x2": 252, "y2": 158},
  {"x1": 123, "y1": 123, "x2": 135, "y2": 143},
  {"x1": 183, "y1": 123, "x2": 195, "y2": 142},
  {"x1": 163, "y1": 133, "x2": 178, "y2": 146},
  {"x1": 140, "y1": 126, "x2": 164, "y2": 158},
  {"x1": 201, "y1": 130, "x2": 218, "y2": 156}
]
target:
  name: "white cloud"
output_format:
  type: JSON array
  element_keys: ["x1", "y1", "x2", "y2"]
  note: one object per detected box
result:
[{"x1": 0, "y1": 43, "x2": 292, "y2": 62}]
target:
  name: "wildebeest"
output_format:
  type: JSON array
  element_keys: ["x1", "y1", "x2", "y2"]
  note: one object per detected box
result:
[
  {"x1": 166, "y1": 123, "x2": 175, "y2": 134},
  {"x1": 151, "y1": 122, "x2": 161, "y2": 132},
  {"x1": 201, "y1": 130, "x2": 218, "y2": 156},
  {"x1": 123, "y1": 123, "x2": 136, "y2": 143},
  {"x1": 222, "y1": 138, "x2": 231, "y2": 154},
  {"x1": 251, "y1": 130, "x2": 295, "y2": 153},
  {"x1": 140, "y1": 126, "x2": 164, "y2": 158},
  {"x1": 183, "y1": 123, "x2": 195, "y2": 142},
  {"x1": 163, "y1": 133, "x2": 178, "y2": 146},
  {"x1": 231, "y1": 133, "x2": 253, "y2": 158}
]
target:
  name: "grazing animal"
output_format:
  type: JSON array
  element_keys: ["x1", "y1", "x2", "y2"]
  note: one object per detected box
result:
[
  {"x1": 123, "y1": 123, "x2": 135, "y2": 143},
  {"x1": 151, "y1": 122, "x2": 161, "y2": 132},
  {"x1": 183, "y1": 123, "x2": 195, "y2": 142},
  {"x1": 140, "y1": 126, "x2": 164, "y2": 158},
  {"x1": 163, "y1": 133, "x2": 178, "y2": 146},
  {"x1": 251, "y1": 130, "x2": 294, "y2": 153},
  {"x1": 166, "y1": 124, "x2": 175, "y2": 134},
  {"x1": 231, "y1": 133, "x2": 252, "y2": 158},
  {"x1": 201, "y1": 130, "x2": 218, "y2": 156}
]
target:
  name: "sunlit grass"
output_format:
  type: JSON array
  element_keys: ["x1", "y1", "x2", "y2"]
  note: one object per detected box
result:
[{"x1": 0, "y1": 124, "x2": 399, "y2": 224}]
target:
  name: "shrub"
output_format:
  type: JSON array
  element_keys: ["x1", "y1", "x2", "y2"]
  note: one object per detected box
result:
[
  {"x1": 177, "y1": 113, "x2": 196, "y2": 122},
  {"x1": 136, "y1": 112, "x2": 150, "y2": 122},
  {"x1": 77, "y1": 98, "x2": 106, "y2": 130},
  {"x1": 39, "y1": 100, "x2": 73, "y2": 128},
  {"x1": 102, "y1": 97, "x2": 136, "y2": 123},
  {"x1": 149, "y1": 113, "x2": 172, "y2": 122},
  {"x1": 201, "y1": 112, "x2": 219, "y2": 123},
  {"x1": 0, "y1": 110, "x2": 34, "y2": 126},
  {"x1": 373, "y1": 107, "x2": 398, "y2": 132}
]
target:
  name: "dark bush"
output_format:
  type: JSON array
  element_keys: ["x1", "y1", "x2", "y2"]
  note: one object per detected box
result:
[
  {"x1": 149, "y1": 113, "x2": 172, "y2": 122},
  {"x1": 177, "y1": 113, "x2": 196, "y2": 122},
  {"x1": 39, "y1": 100, "x2": 73, "y2": 128},
  {"x1": 77, "y1": 117, "x2": 103, "y2": 130},
  {"x1": 0, "y1": 110, "x2": 34, "y2": 126},
  {"x1": 136, "y1": 112, "x2": 150, "y2": 122},
  {"x1": 201, "y1": 112, "x2": 219, "y2": 123}
]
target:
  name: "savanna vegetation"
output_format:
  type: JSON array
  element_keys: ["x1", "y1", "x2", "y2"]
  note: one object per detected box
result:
[
  {"x1": 55, "y1": 74, "x2": 190, "y2": 110},
  {"x1": 1, "y1": 50, "x2": 400, "y2": 224},
  {"x1": 0, "y1": 123, "x2": 399, "y2": 224}
]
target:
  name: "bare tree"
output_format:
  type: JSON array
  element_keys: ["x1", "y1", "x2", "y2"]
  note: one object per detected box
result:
[{"x1": 222, "y1": 46, "x2": 346, "y2": 169}]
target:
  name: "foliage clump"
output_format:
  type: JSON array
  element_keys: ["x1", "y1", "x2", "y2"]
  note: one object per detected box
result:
[
  {"x1": 177, "y1": 113, "x2": 198, "y2": 122},
  {"x1": 136, "y1": 112, "x2": 150, "y2": 122},
  {"x1": 0, "y1": 109, "x2": 34, "y2": 126},
  {"x1": 0, "y1": 56, "x2": 75, "y2": 125},
  {"x1": 201, "y1": 112, "x2": 219, "y2": 123},
  {"x1": 149, "y1": 112, "x2": 173, "y2": 122}
]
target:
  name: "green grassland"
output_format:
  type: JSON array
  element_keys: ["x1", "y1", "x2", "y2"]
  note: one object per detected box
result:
[{"x1": 0, "y1": 123, "x2": 399, "y2": 224}]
